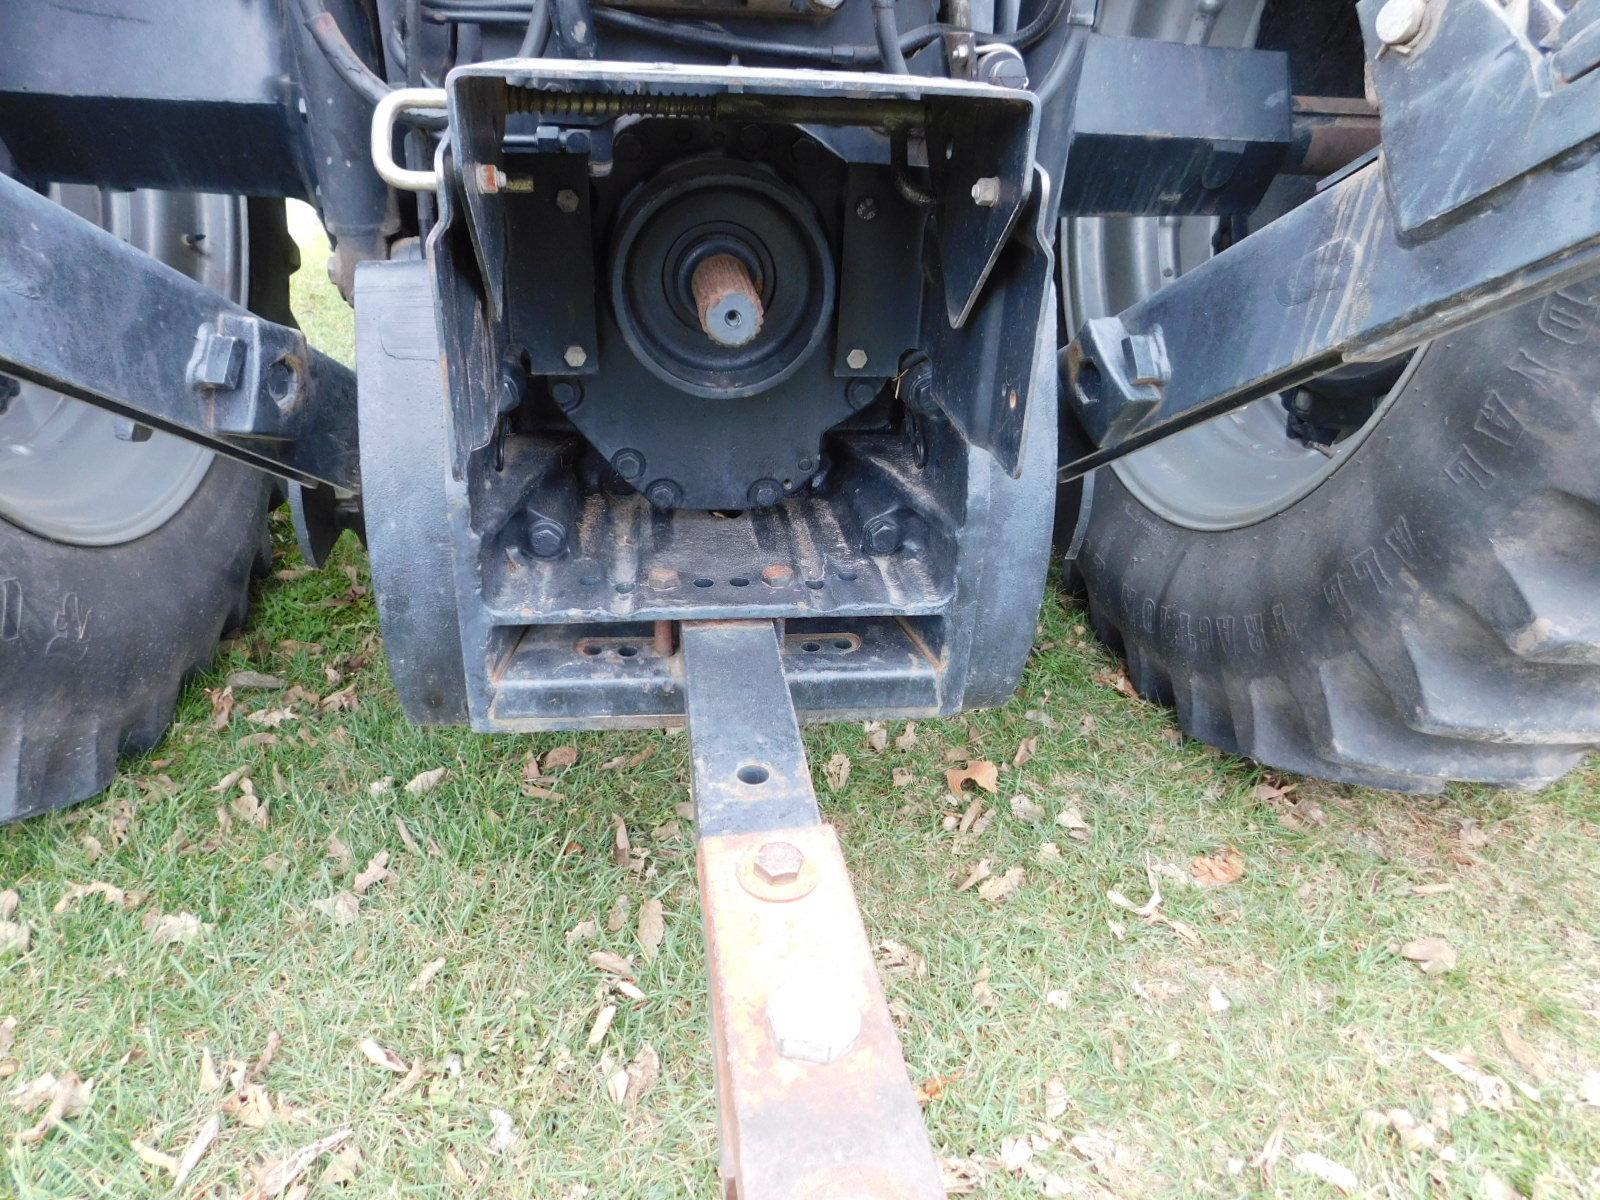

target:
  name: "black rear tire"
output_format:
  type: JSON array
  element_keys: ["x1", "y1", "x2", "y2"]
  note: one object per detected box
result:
[
  {"x1": 1073, "y1": 283, "x2": 1600, "y2": 792},
  {"x1": 0, "y1": 199, "x2": 296, "y2": 822}
]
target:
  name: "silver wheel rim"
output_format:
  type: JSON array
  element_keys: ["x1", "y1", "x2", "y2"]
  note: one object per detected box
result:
[
  {"x1": 0, "y1": 188, "x2": 246, "y2": 545},
  {"x1": 1064, "y1": 0, "x2": 1407, "y2": 531}
]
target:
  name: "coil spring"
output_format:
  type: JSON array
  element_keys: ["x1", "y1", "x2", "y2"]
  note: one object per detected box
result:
[{"x1": 509, "y1": 88, "x2": 719, "y2": 119}]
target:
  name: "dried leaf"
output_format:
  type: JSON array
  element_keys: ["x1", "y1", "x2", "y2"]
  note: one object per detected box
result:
[
  {"x1": 956, "y1": 859, "x2": 993, "y2": 892},
  {"x1": 894, "y1": 723, "x2": 918, "y2": 751},
  {"x1": 865, "y1": 725, "x2": 889, "y2": 753},
  {"x1": 352, "y1": 851, "x2": 391, "y2": 895},
  {"x1": 611, "y1": 815, "x2": 631, "y2": 868},
  {"x1": 404, "y1": 767, "x2": 448, "y2": 795},
  {"x1": 251, "y1": 1030, "x2": 282, "y2": 1081},
  {"x1": 590, "y1": 950, "x2": 634, "y2": 978},
  {"x1": 310, "y1": 891, "x2": 361, "y2": 926},
  {"x1": 483, "y1": 1108, "x2": 520, "y2": 1157},
  {"x1": 227, "y1": 670, "x2": 287, "y2": 691},
  {"x1": 1400, "y1": 937, "x2": 1458, "y2": 976},
  {"x1": 1012, "y1": 736, "x2": 1038, "y2": 768},
  {"x1": 326, "y1": 834, "x2": 354, "y2": 874},
  {"x1": 133, "y1": 1139, "x2": 181, "y2": 1176},
  {"x1": 211, "y1": 767, "x2": 251, "y2": 793},
  {"x1": 876, "y1": 939, "x2": 927, "y2": 977},
  {"x1": 824, "y1": 752, "x2": 851, "y2": 791},
  {"x1": 1094, "y1": 666, "x2": 1139, "y2": 699},
  {"x1": 1009, "y1": 794, "x2": 1045, "y2": 823},
  {"x1": 1037, "y1": 842, "x2": 1063, "y2": 863},
  {"x1": 1497, "y1": 1023, "x2": 1550, "y2": 1084},
  {"x1": 586, "y1": 1004, "x2": 617, "y2": 1048},
  {"x1": 12, "y1": 1071, "x2": 94, "y2": 1143},
  {"x1": 358, "y1": 1038, "x2": 408, "y2": 1074},
  {"x1": 1044, "y1": 990, "x2": 1070, "y2": 1011},
  {"x1": 637, "y1": 897, "x2": 665, "y2": 960},
  {"x1": 544, "y1": 745, "x2": 579, "y2": 773},
  {"x1": 1206, "y1": 983, "x2": 1232, "y2": 1014},
  {"x1": 606, "y1": 1066, "x2": 630, "y2": 1105},
  {"x1": 1055, "y1": 807, "x2": 1090, "y2": 841},
  {"x1": 173, "y1": 1113, "x2": 221, "y2": 1190},
  {"x1": 946, "y1": 760, "x2": 999, "y2": 797},
  {"x1": 567, "y1": 915, "x2": 600, "y2": 946},
  {"x1": 247, "y1": 707, "x2": 298, "y2": 728},
  {"x1": 145, "y1": 911, "x2": 209, "y2": 946},
  {"x1": 242, "y1": 1128, "x2": 351, "y2": 1200},
  {"x1": 624, "y1": 1044, "x2": 660, "y2": 1107},
  {"x1": 394, "y1": 815, "x2": 422, "y2": 855},
  {"x1": 198, "y1": 1048, "x2": 223, "y2": 1094},
  {"x1": 407, "y1": 958, "x2": 446, "y2": 994},
  {"x1": 891, "y1": 766, "x2": 915, "y2": 788},
  {"x1": 53, "y1": 880, "x2": 131, "y2": 913},
  {"x1": 1190, "y1": 848, "x2": 1245, "y2": 887},
  {"x1": 1424, "y1": 1047, "x2": 1514, "y2": 1109},
  {"x1": 318, "y1": 1140, "x2": 363, "y2": 1187},
  {"x1": 915, "y1": 1072, "x2": 960, "y2": 1103},
  {"x1": 977, "y1": 866, "x2": 1025, "y2": 903},
  {"x1": 209, "y1": 686, "x2": 236, "y2": 729},
  {"x1": 1290, "y1": 1151, "x2": 1359, "y2": 1194}
]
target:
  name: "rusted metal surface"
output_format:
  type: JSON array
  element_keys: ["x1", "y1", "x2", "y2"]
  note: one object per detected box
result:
[
  {"x1": 699, "y1": 824, "x2": 945, "y2": 1200},
  {"x1": 683, "y1": 618, "x2": 943, "y2": 1199},
  {"x1": 1287, "y1": 96, "x2": 1381, "y2": 177}
]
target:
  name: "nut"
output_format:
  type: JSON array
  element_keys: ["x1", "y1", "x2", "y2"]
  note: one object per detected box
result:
[
  {"x1": 550, "y1": 379, "x2": 583, "y2": 411},
  {"x1": 753, "y1": 841, "x2": 804, "y2": 884},
  {"x1": 845, "y1": 347, "x2": 869, "y2": 370},
  {"x1": 863, "y1": 513, "x2": 903, "y2": 556},
  {"x1": 854, "y1": 196, "x2": 878, "y2": 221},
  {"x1": 846, "y1": 379, "x2": 878, "y2": 410},
  {"x1": 766, "y1": 971, "x2": 864, "y2": 1064},
  {"x1": 1375, "y1": 0, "x2": 1427, "y2": 48},
  {"x1": 644, "y1": 479, "x2": 682, "y2": 510},
  {"x1": 970, "y1": 176, "x2": 1001, "y2": 207},
  {"x1": 747, "y1": 478, "x2": 784, "y2": 509},
  {"x1": 761, "y1": 563, "x2": 795, "y2": 587},
  {"x1": 611, "y1": 448, "x2": 645, "y2": 480},
  {"x1": 555, "y1": 188, "x2": 580, "y2": 214},
  {"x1": 563, "y1": 344, "x2": 588, "y2": 369},
  {"x1": 526, "y1": 518, "x2": 566, "y2": 559}
]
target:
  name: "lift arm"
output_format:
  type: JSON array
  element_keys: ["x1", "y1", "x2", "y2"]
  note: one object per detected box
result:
[
  {"x1": 1059, "y1": 0, "x2": 1600, "y2": 481},
  {"x1": 0, "y1": 173, "x2": 359, "y2": 492}
]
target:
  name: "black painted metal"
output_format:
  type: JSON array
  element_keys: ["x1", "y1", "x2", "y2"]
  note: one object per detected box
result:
[
  {"x1": 0, "y1": 174, "x2": 360, "y2": 492},
  {"x1": 681, "y1": 620, "x2": 823, "y2": 839},
  {"x1": 1361, "y1": 0, "x2": 1600, "y2": 234}
]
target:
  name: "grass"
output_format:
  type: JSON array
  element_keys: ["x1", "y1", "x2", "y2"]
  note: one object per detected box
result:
[{"x1": 2, "y1": 211, "x2": 1598, "y2": 1199}]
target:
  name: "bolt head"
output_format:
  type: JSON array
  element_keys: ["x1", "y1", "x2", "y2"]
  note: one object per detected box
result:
[
  {"x1": 864, "y1": 514, "x2": 903, "y2": 556},
  {"x1": 854, "y1": 196, "x2": 878, "y2": 221},
  {"x1": 747, "y1": 478, "x2": 783, "y2": 509},
  {"x1": 845, "y1": 348, "x2": 868, "y2": 370},
  {"x1": 112, "y1": 419, "x2": 153, "y2": 443},
  {"x1": 1375, "y1": 0, "x2": 1427, "y2": 47},
  {"x1": 846, "y1": 379, "x2": 878, "y2": 410},
  {"x1": 970, "y1": 176, "x2": 1002, "y2": 208},
  {"x1": 767, "y1": 971, "x2": 864, "y2": 1065},
  {"x1": 563, "y1": 344, "x2": 588, "y2": 369},
  {"x1": 644, "y1": 479, "x2": 682, "y2": 510},
  {"x1": 526, "y1": 519, "x2": 566, "y2": 559},
  {"x1": 551, "y1": 379, "x2": 583, "y2": 411},
  {"x1": 753, "y1": 841, "x2": 804, "y2": 884},
  {"x1": 556, "y1": 188, "x2": 580, "y2": 214},
  {"x1": 612, "y1": 448, "x2": 645, "y2": 481}
]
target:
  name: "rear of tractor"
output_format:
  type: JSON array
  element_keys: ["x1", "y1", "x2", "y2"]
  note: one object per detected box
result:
[{"x1": 2, "y1": 0, "x2": 1597, "y2": 1191}]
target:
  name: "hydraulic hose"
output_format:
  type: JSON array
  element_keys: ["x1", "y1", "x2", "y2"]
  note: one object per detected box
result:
[
  {"x1": 295, "y1": 0, "x2": 447, "y2": 128},
  {"x1": 872, "y1": 0, "x2": 911, "y2": 74}
]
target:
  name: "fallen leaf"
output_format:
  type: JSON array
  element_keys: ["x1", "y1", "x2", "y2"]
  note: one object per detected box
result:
[
  {"x1": 865, "y1": 724, "x2": 889, "y2": 753},
  {"x1": 611, "y1": 815, "x2": 631, "y2": 868},
  {"x1": 824, "y1": 752, "x2": 851, "y2": 791},
  {"x1": 1094, "y1": 666, "x2": 1139, "y2": 700},
  {"x1": 1290, "y1": 1151, "x2": 1359, "y2": 1194},
  {"x1": 956, "y1": 859, "x2": 993, "y2": 892},
  {"x1": 0, "y1": 1016, "x2": 14, "y2": 1055},
  {"x1": 1411, "y1": 881, "x2": 1455, "y2": 897},
  {"x1": 1190, "y1": 848, "x2": 1245, "y2": 887},
  {"x1": 379, "y1": 1060, "x2": 423, "y2": 1104},
  {"x1": 1045, "y1": 1076, "x2": 1069, "y2": 1120},
  {"x1": 638, "y1": 898, "x2": 665, "y2": 960},
  {"x1": 1044, "y1": 991, "x2": 1070, "y2": 1011},
  {"x1": 544, "y1": 745, "x2": 579, "y2": 773},
  {"x1": 311, "y1": 891, "x2": 361, "y2": 926},
  {"x1": 606, "y1": 1066, "x2": 630, "y2": 1105},
  {"x1": 247, "y1": 707, "x2": 298, "y2": 728},
  {"x1": 1036, "y1": 842, "x2": 1062, "y2": 863},
  {"x1": 1424, "y1": 1047, "x2": 1514, "y2": 1109},
  {"x1": 956, "y1": 795, "x2": 985, "y2": 834},
  {"x1": 946, "y1": 760, "x2": 999, "y2": 797},
  {"x1": 1055, "y1": 807, "x2": 1090, "y2": 840},
  {"x1": 236, "y1": 731, "x2": 279, "y2": 749},
  {"x1": 598, "y1": 745, "x2": 657, "y2": 772},
  {"x1": 173, "y1": 1113, "x2": 221, "y2": 1190},
  {"x1": 326, "y1": 834, "x2": 354, "y2": 874},
  {"x1": 133, "y1": 1138, "x2": 181, "y2": 1176},
  {"x1": 1206, "y1": 984, "x2": 1232, "y2": 1014},
  {"x1": 251, "y1": 1030, "x2": 282, "y2": 1081},
  {"x1": 352, "y1": 851, "x2": 391, "y2": 895},
  {"x1": 978, "y1": 866, "x2": 1025, "y2": 903},
  {"x1": 407, "y1": 958, "x2": 446, "y2": 994},
  {"x1": 891, "y1": 766, "x2": 915, "y2": 788},
  {"x1": 357, "y1": 1038, "x2": 408, "y2": 1074},
  {"x1": 1480, "y1": 1170, "x2": 1520, "y2": 1200},
  {"x1": 915, "y1": 1072, "x2": 960, "y2": 1103},
  {"x1": 1009, "y1": 794, "x2": 1045, "y2": 823},
  {"x1": 404, "y1": 767, "x2": 448, "y2": 795},
  {"x1": 242, "y1": 1128, "x2": 351, "y2": 1199},
  {"x1": 894, "y1": 723, "x2": 918, "y2": 751},
  {"x1": 1252, "y1": 1118, "x2": 1287, "y2": 1183},
  {"x1": 369, "y1": 777, "x2": 393, "y2": 796},
  {"x1": 1497, "y1": 1023, "x2": 1550, "y2": 1084},
  {"x1": 198, "y1": 1048, "x2": 223, "y2": 1094},
  {"x1": 876, "y1": 939, "x2": 927, "y2": 977},
  {"x1": 227, "y1": 670, "x2": 287, "y2": 691},
  {"x1": 1012, "y1": 736, "x2": 1038, "y2": 768},
  {"x1": 318, "y1": 1140, "x2": 363, "y2": 1187},
  {"x1": 971, "y1": 966, "x2": 999, "y2": 1011},
  {"x1": 586, "y1": 1004, "x2": 618, "y2": 1049},
  {"x1": 53, "y1": 880, "x2": 132, "y2": 913},
  {"x1": 12, "y1": 1071, "x2": 94, "y2": 1143},
  {"x1": 393, "y1": 816, "x2": 422, "y2": 855},
  {"x1": 208, "y1": 686, "x2": 236, "y2": 729},
  {"x1": 624, "y1": 1044, "x2": 660, "y2": 1107},
  {"x1": 1400, "y1": 937, "x2": 1458, "y2": 976},
  {"x1": 145, "y1": 911, "x2": 209, "y2": 946},
  {"x1": 590, "y1": 950, "x2": 634, "y2": 978}
]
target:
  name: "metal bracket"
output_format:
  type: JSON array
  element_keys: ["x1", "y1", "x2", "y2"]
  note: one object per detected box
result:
[
  {"x1": 0, "y1": 173, "x2": 359, "y2": 491},
  {"x1": 681, "y1": 620, "x2": 944, "y2": 1200}
]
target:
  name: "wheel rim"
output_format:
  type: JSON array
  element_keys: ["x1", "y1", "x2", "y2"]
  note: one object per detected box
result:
[
  {"x1": 0, "y1": 188, "x2": 246, "y2": 545},
  {"x1": 1065, "y1": 0, "x2": 1406, "y2": 531}
]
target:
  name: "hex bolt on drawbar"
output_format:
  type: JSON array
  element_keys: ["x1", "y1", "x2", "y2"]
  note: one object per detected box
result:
[{"x1": 680, "y1": 619, "x2": 944, "y2": 1200}]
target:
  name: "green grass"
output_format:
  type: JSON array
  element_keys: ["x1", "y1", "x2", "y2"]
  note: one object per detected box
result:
[{"x1": 2, "y1": 212, "x2": 1598, "y2": 1198}]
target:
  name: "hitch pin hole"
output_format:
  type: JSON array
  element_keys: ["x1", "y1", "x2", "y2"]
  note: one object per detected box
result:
[{"x1": 737, "y1": 763, "x2": 770, "y2": 785}]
